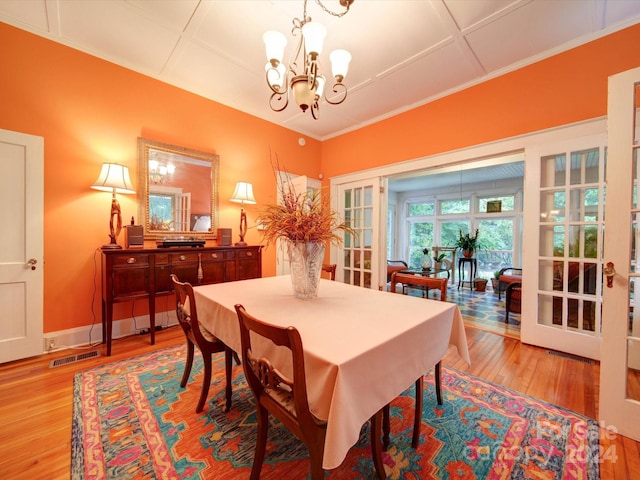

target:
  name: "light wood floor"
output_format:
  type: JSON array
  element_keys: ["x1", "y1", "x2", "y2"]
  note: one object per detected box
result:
[{"x1": 1, "y1": 324, "x2": 638, "y2": 479}]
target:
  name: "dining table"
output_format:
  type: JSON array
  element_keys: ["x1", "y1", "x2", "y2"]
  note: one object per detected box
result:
[{"x1": 193, "y1": 275, "x2": 470, "y2": 473}]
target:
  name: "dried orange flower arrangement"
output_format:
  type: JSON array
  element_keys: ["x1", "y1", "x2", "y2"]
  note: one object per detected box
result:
[{"x1": 257, "y1": 166, "x2": 354, "y2": 246}]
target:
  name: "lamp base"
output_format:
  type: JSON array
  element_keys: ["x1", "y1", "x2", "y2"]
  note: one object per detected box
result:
[
  {"x1": 235, "y1": 241, "x2": 247, "y2": 246},
  {"x1": 102, "y1": 243, "x2": 122, "y2": 249}
]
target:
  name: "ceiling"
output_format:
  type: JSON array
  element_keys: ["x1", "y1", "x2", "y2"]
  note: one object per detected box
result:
[{"x1": 2, "y1": 0, "x2": 640, "y2": 141}]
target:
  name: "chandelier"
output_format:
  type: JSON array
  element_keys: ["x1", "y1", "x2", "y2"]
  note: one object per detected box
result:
[
  {"x1": 263, "y1": 0, "x2": 354, "y2": 119},
  {"x1": 148, "y1": 158, "x2": 175, "y2": 184}
]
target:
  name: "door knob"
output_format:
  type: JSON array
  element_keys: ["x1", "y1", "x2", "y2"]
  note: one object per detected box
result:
[
  {"x1": 603, "y1": 261, "x2": 615, "y2": 288},
  {"x1": 27, "y1": 258, "x2": 38, "y2": 270}
]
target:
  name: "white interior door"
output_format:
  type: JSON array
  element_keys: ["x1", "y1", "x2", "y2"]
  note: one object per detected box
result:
[
  {"x1": 521, "y1": 135, "x2": 606, "y2": 360},
  {"x1": 0, "y1": 129, "x2": 44, "y2": 363},
  {"x1": 275, "y1": 174, "x2": 321, "y2": 276},
  {"x1": 599, "y1": 66, "x2": 640, "y2": 440}
]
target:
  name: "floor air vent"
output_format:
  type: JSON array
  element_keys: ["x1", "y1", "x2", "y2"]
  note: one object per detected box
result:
[
  {"x1": 49, "y1": 350, "x2": 100, "y2": 368},
  {"x1": 547, "y1": 349, "x2": 594, "y2": 365}
]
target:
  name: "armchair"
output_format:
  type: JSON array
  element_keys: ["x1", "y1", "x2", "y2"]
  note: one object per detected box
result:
[
  {"x1": 386, "y1": 260, "x2": 408, "y2": 283},
  {"x1": 497, "y1": 267, "x2": 522, "y2": 300},
  {"x1": 505, "y1": 281, "x2": 522, "y2": 322}
]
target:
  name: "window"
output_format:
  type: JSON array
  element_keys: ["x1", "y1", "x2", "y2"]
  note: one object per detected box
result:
[{"x1": 405, "y1": 192, "x2": 521, "y2": 278}]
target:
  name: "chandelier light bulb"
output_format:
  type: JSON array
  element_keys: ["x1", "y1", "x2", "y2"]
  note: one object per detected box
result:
[
  {"x1": 166, "y1": 164, "x2": 176, "y2": 175},
  {"x1": 149, "y1": 159, "x2": 159, "y2": 171},
  {"x1": 263, "y1": 30, "x2": 287, "y2": 66},
  {"x1": 330, "y1": 49, "x2": 352, "y2": 82},
  {"x1": 301, "y1": 21, "x2": 326, "y2": 57}
]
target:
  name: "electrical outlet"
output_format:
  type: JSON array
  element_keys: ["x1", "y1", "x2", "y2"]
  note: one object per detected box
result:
[{"x1": 46, "y1": 338, "x2": 55, "y2": 351}]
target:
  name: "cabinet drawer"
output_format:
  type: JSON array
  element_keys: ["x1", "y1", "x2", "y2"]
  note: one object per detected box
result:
[
  {"x1": 112, "y1": 254, "x2": 150, "y2": 267},
  {"x1": 238, "y1": 249, "x2": 258, "y2": 260},
  {"x1": 203, "y1": 251, "x2": 228, "y2": 262},
  {"x1": 169, "y1": 252, "x2": 200, "y2": 264},
  {"x1": 155, "y1": 253, "x2": 169, "y2": 265}
]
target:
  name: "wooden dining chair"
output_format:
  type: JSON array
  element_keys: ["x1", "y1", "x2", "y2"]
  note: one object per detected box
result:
[
  {"x1": 171, "y1": 274, "x2": 234, "y2": 413},
  {"x1": 234, "y1": 304, "x2": 328, "y2": 480},
  {"x1": 321, "y1": 263, "x2": 337, "y2": 281},
  {"x1": 385, "y1": 272, "x2": 447, "y2": 449}
]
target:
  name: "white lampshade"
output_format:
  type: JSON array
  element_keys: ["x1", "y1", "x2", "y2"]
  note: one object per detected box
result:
[
  {"x1": 263, "y1": 30, "x2": 287, "y2": 64},
  {"x1": 230, "y1": 182, "x2": 256, "y2": 204},
  {"x1": 301, "y1": 21, "x2": 326, "y2": 56},
  {"x1": 330, "y1": 49, "x2": 352, "y2": 80},
  {"x1": 91, "y1": 163, "x2": 135, "y2": 194}
]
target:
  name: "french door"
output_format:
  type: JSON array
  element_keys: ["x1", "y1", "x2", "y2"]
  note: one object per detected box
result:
[
  {"x1": 337, "y1": 178, "x2": 381, "y2": 288},
  {"x1": 599, "y1": 66, "x2": 640, "y2": 440},
  {"x1": 522, "y1": 136, "x2": 606, "y2": 360}
]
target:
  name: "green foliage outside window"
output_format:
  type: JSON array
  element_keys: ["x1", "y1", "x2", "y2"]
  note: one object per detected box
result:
[{"x1": 409, "y1": 222, "x2": 433, "y2": 268}]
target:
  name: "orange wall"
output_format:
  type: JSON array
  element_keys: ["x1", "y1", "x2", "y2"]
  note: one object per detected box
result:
[
  {"x1": 1, "y1": 23, "x2": 321, "y2": 333},
  {"x1": 2, "y1": 21, "x2": 640, "y2": 335},
  {"x1": 321, "y1": 24, "x2": 640, "y2": 178}
]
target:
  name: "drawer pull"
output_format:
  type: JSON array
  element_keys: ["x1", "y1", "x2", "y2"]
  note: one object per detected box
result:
[
  {"x1": 246, "y1": 252, "x2": 253, "y2": 257},
  {"x1": 211, "y1": 253, "x2": 218, "y2": 259},
  {"x1": 126, "y1": 257, "x2": 136, "y2": 264},
  {"x1": 179, "y1": 255, "x2": 186, "y2": 261}
]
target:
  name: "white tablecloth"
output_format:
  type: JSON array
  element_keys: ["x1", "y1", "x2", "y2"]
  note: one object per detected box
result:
[{"x1": 194, "y1": 275, "x2": 470, "y2": 469}]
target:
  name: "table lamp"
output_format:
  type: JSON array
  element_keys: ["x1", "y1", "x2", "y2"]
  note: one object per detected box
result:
[
  {"x1": 91, "y1": 163, "x2": 135, "y2": 249},
  {"x1": 229, "y1": 181, "x2": 256, "y2": 246}
]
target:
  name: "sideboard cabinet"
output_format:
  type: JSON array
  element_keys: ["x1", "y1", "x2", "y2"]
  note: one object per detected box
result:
[{"x1": 101, "y1": 245, "x2": 262, "y2": 355}]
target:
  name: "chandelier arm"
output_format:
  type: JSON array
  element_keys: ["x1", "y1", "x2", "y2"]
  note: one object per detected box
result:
[
  {"x1": 307, "y1": 58, "x2": 318, "y2": 90},
  {"x1": 265, "y1": 68, "x2": 289, "y2": 96},
  {"x1": 310, "y1": 100, "x2": 320, "y2": 120},
  {"x1": 324, "y1": 82, "x2": 348, "y2": 105},
  {"x1": 269, "y1": 91, "x2": 289, "y2": 112}
]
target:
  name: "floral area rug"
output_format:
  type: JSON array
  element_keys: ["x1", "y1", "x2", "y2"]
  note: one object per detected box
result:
[{"x1": 72, "y1": 345, "x2": 599, "y2": 479}]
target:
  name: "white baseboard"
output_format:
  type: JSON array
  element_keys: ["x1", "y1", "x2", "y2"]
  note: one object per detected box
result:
[{"x1": 43, "y1": 310, "x2": 179, "y2": 353}]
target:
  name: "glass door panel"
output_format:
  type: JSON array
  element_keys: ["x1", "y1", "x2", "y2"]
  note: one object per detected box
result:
[{"x1": 340, "y1": 180, "x2": 379, "y2": 288}]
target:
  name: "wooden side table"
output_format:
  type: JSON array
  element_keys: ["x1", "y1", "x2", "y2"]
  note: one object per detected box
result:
[{"x1": 457, "y1": 257, "x2": 477, "y2": 290}]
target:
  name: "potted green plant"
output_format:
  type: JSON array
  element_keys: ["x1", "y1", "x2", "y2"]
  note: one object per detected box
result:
[
  {"x1": 433, "y1": 252, "x2": 447, "y2": 270},
  {"x1": 454, "y1": 228, "x2": 481, "y2": 258}
]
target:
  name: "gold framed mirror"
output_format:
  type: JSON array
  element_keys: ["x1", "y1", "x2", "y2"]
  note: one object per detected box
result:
[{"x1": 137, "y1": 138, "x2": 219, "y2": 239}]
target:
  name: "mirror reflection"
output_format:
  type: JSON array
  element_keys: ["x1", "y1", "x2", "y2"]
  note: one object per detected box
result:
[{"x1": 137, "y1": 138, "x2": 219, "y2": 239}]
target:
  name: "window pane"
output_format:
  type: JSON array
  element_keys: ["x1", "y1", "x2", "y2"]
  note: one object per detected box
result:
[
  {"x1": 440, "y1": 199, "x2": 470, "y2": 214},
  {"x1": 409, "y1": 222, "x2": 433, "y2": 268},
  {"x1": 149, "y1": 194, "x2": 174, "y2": 229},
  {"x1": 570, "y1": 148, "x2": 600, "y2": 185},
  {"x1": 441, "y1": 221, "x2": 469, "y2": 247},
  {"x1": 408, "y1": 202, "x2": 434, "y2": 216},
  {"x1": 540, "y1": 190, "x2": 565, "y2": 222},
  {"x1": 541, "y1": 154, "x2": 566, "y2": 187}
]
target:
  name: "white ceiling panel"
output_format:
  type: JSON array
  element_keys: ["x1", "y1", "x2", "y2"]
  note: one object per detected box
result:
[
  {"x1": 1, "y1": 0, "x2": 639, "y2": 139},
  {"x1": 443, "y1": 0, "x2": 524, "y2": 31},
  {"x1": 57, "y1": 1, "x2": 182, "y2": 75}
]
